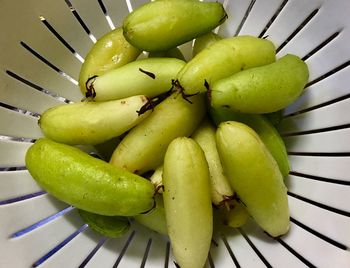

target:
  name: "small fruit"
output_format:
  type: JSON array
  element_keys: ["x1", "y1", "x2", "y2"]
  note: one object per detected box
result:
[
  {"x1": 216, "y1": 122, "x2": 290, "y2": 237},
  {"x1": 110, "y1": 91, "x2": 206, "y2": 174},
  {"x1": 25, "y1": 139, "x2": 155, "y2": 216},
  {"x1": 210, "y1": 54, "x2": 309, "y2": 113},
  {"x1": 79, "y1": 27, "x2": 140, "y2": 94},
  {"x1": 163, "y1": 137, "x2": 212, "y2": 268},
  {"x1": 210, "y1": 107, "x2": 290, "y2": 177},
  {"x1": 86, "y1": 58, "x2": 185, "y2": 101},
  {"x1": 123, "y1": 0, "x2": 227, "y2": 52},
  {"x1": 134, "y1": 194, "x2": 167, "y2": 235},
  {"x1": 78, "y1": 210, "x2": 130, "y2": 238},
  {"x1": 177, "y1": 36, "x2": 276, "y2": 94},
  {"x1": 39, "y1": 95, "x2": 151, "y2": 145},
  {"x1": 192, "y1": 119, "x2": 234, "y2": 206},
  {"x1": 192, "y1": 31, "x2": 222, "y2": 57}
]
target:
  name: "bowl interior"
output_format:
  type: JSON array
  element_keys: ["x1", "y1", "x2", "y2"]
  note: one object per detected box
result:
[{"x1": 0, "y1": 0, "x2": 350, "y2": 267}]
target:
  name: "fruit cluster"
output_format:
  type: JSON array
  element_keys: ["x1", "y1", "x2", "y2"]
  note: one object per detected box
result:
[{"x1": 25, "y1": 1, "x2": 309, "y2": 267}]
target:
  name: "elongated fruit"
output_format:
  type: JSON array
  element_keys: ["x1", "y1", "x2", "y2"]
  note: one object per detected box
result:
[
  {"x1": 192, "y1": 119, "x2": 234, "y2": 206},
  {"x1": 78, "y1": 210, "x2": 130, "y2": 238},
  {"x1": 216, "y1": 122, "x2": 289, "y2": 237},
  {"x1": 123, "y1": 0, "x2": 227, "y2": 52},
  {"x1": 192, "y1": 32, "x2": 222, "y2": 57},
  {"x1": 110, "y1": 92, "x2": 206, "y2": 174},
  {"x1": 39, "y1": 95, "x2": 151, "y2": 145},
  {"x1": 79, "y1": 27, "x2": 141, "y2": 93},
  {"x1": 25, "y1": 138, "x2": 155, "y2": 216},
  {"x1": 210, "y1": 54, "x2": 309, "y2": 113},
  {"x1": 86, "y1": 58, "x2": 185, "y2": 101},
  {"x1": 177, "y1": 36, "x2": 276, "y2": 94},
  {"x1": 163, "y1": 137, "x2": 212, "y2": 268},
  {"x1": 210, "y1": 107, "x2": 290, "y2": 177},
  {"x1": 134, "y1": 194, "x2": 167, "y2": 235}
]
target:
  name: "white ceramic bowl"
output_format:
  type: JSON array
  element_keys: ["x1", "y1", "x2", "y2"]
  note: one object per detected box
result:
[{"x1": 1, "y1": 0, "x2": 350, "y2": 267}]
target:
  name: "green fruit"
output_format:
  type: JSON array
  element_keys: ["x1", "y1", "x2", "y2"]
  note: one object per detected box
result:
[
  {"x1": 210, "y1": 107, "x2": 290, "y2": 177},
  {"x1": 163, "y1": 137, "x2": 212, "y2": 268},
  {"x1": 264, "y1": 110, "x2": 283, "y2": 126},
  {"x1": 88, "y1": 58, "x2": 185, "y2": 101},
  {"x1": 192, "y1": 119, "x2": 234, "y2": 206},
  {"x1": 219, "y1": 199, "x2": 249, "y2": 228},
  {"x1": 25, "y1": 138, "x2": 155, "y2": 216},
  {"x1": 94, "y1": 137, "x2": 123, "y2": 161},
  {"x1": 210, "y1": 54, "x2": 309, "y2": 113},
  {"x1": 78, "y1": 210, "x2": 130, "y2": 238},
  {"x1": 134, "y1": 194, "x2": 167, "y2": 235},
  {"x1": 216, "y1": 122, "x2": 290, "y2": 237},
  {"x1": 79, "y1": 27, "x2": 141, "y2": 93},
  {"x1": 123, "y1": 0, "x2": 227, "y2": 52},
  {"x1": 177, "y1": 36, "x2": 276, "y2": 94},
  {"x1": 110, "y1": 91, "x2": 206, "y2": 174},
  {"x1": 149, "y1": 47, "x2": 186, "y2": 61},
  {"x1": 39, "y1": 95, "x2": 150, "y2": 145},
  {"x1": 192, "y1": 32, "x2": 222, "y2": 57}
]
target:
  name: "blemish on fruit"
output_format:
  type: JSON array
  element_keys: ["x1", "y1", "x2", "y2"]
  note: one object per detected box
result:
[
  {"x1": 174, "y1": 261, "x2": 181, "y2": 268},
  {"x1": 139, "y1": 68, "x2": 156, "y2": 79},
  {"x1": 204, "y1": 79, "x2": 210, "y2": 91}
]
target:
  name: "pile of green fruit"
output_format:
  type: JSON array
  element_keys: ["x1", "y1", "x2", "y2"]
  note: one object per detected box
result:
[{"x1": 25, "y1": 1, "x2": 309, "y2": 267}]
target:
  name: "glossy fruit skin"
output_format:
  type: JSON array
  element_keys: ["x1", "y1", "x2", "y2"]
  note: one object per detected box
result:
[
  {"x1": 39, "y1": 95, "x2": 150, "y2": 145},
  {"x1": 192, "y1": 119, "x2": 234, "y2": 206},
  {"x1": 134, "y1": 194, "x2": 167, "y2": 235},
  {"x1": 210, "y1": 54, "x2": 309, "y2": 113},
  {"x1": 90, "y1": 58, "x2": 185, "y2": 101},
  {"x1": 78, "y1": 210, "x2": 130, "y2": 238},
  {"x1": 216, "y1": 122, "x2": 290, "y2": 237},
  {"x1": 110, "y1": 92, "x2": 206, "y2": 174},
  {"x1": 210, "y1": 107, "x2": 290, "y2": 178},
  {"x1": 25, "y1": 139, "x2": 155, "y2": 216},
  {"x1": 177, "y1": 36, "x2": 276, "y2": 94},
  {"x1": 163, "y1": 137, "x2": 212, "y2": 268},
  {"x1": 79, "y1": 27, "x2": 141, "y2": 93},
  {"x1": 123, "y1": 0, "x2": 227, "y2": 52},
  {"x1": 192, "y1": 31, "x2": 222, "y2": 57}
]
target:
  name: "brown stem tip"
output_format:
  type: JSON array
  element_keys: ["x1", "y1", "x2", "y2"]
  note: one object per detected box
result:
[{"x1": 85, "y1": 75, "x2": 98, "y2": 98}]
